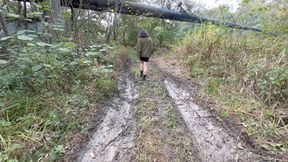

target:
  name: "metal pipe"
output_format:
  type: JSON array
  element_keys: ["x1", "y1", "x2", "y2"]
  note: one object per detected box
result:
[
  {"x1": 19, "y1": 0, "x2": 262, "y2": 32},
  {"x1": 66, "y1": 0, "x2": 261, "y2": 32}
]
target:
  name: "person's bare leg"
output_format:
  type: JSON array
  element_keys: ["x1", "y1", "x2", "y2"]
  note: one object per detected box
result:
[
  {"x1": 143, "y1": 62, "x2": 148, "y2": 75},
  {"x1": 140, "y1": 61, "x2": 144, "y2": 77},
  {"x1": 140, "y1": 61, "x2": 144, "y2": 71},
  {"x1": 142, "y1": 62, "x2": 148, "y2": 80}
]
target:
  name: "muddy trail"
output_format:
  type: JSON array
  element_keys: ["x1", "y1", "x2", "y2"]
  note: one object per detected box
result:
[
  {"x1": 78, "y1": 64, "x2": 138, "y2": 161},
  {"x1": 77, "y1": 56, "x2": 264, "y2": 162}
]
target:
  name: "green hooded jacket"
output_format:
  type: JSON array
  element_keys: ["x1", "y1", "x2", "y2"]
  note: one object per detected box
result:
[{"x1": 137, "y1": 37, "x2": 154, "y2": 58}]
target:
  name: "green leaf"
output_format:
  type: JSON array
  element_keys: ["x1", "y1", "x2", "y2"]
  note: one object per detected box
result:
[
  {"x1": 43, "y1": 64, "x2": 52, "y2": 68},
  {"x1": 87, "y1": 52, "x2": 98, "y2": 56},
  {"x1": 7, "y1": 159, "x2": 19, "y2": 162},
  {"x1": 89, "y1": 44, "x2": 103, "y2": 48},
  {"x1": 17, "y1": 35, "x2": 33, "y2": 41},
  {"x1": 0, "y1": 60, "x2": 8, "y2": 65},
  {"x1": 12, "y1": 144, "x2": 23, "y2": 150},
  {"x1": 0, "y1": 101, "x2": 3, "y2": 108},
  {"x1": 36, "y1": 42, "x2": 47, "y2": 47},
  {"x1": 17, "y1": 30, "x2": 34, "y2": 35},
  {"x1": 0, "y1": 120, "x2": 11, "y2": 127},
  {"x1": 27, "y1": 43, "x2": 36, "y2": 47},
  {"x1": 32, "y1": 64, "x2": 43, "y2": 72},
  {"x1": 28, "y1": 12, "x2": 43, "y2": 17},
  {"x1": 7, "y1": 13, "x2": 20, "y2": 18},
  {"x1": 52, "y1": 27, "x2": 65, "y2": 32},
  {"x1": 59, "y1": 48, "x2": 70, "y2": 53},
  {"x1": 63, "y1": 37, "x2": 72, "y2": 41},
  {"x1": 0, "y1": 36, "x2": 13, "y2": 41},
  {"x1": 26, "y1": 34, "x2": 38, "y2": 38},
  {"x1": 69, "y1": 62, "x2": 77, "y2": 66},
  {"x1": 64, "y1": 42, "x2": 76, "y2": 48},
  {"x1": 40, "y1": 32, "x2": 53, "y2": 38},
  {"x1": 63, "y1": 12, "x2": 72, "y2": 19},
  {"x1": 100, "y1": 48, "x2": 108, "y2": 52},
  {"x1": 55, "y1": 145, "x2": 65, "y2": 154}
]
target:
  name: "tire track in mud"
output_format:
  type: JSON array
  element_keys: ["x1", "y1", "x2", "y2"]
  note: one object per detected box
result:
[
  {"x1": 164, "y1": 79, "x2": 240, "y2": 161},
  {"x1": 78, "y1": 70, "x2": 138, "y2": 162},
  {"x1": 133, "y1": 65, "x2": 200, "y2": 162},
  {"x1": 152, "y1": 61, "x2": 257, "y2": 162}
]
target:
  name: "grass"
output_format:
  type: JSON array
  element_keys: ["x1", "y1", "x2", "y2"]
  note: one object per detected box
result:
[
  {"x1": 0, "y1": 72, "x2": 118, "y2": 161},
  {"x1": 201, "y1": 83, "x2": 288, "y2": 154},
  {"x1": 0, "y1": 45, "x2": 133, "y2": 161},
  {"x1": 173, "y1": 24, "x2": 288, "y2": 159},
  {"x1": 134, "y1": 71, "x2": 161, "y2": 161},
  {"x1": 164, "y1": 105, "x2": 195, "y2": 157},
  {"x1": 132, "y1": 64, "x2": 199, "y2": 161}
]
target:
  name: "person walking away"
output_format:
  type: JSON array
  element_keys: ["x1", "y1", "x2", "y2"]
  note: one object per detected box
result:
[{"x1": 137, "y1": 29, "x2": 154, "y2": 81}]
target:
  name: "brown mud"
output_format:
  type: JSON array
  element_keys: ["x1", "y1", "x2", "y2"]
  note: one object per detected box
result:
[
  {"x1": 78, "y1": 68, "x2": 138, "y2": 162},
  {"x1": 152, "y1": 57, "x2": 279, "y2": 161},
  {"x1": 75, "y1": 55, "x2": 278, "y2": 162}
]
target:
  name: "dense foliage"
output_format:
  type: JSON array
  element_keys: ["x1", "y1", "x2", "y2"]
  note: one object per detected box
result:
[
  {"x1": 175, "y1": 0, "x2": 288, "y2": 155},
  {"x1": 0, "y1": 0, "x2": 287, "y2": 160},
  {"x1": 0, "y1": 22, "x2": 121, "y2": 161}
]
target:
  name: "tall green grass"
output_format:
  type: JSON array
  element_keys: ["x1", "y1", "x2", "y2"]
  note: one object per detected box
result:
[
  {"x1": 0, "y1": 32, "x2": 125, "y2": 161},
  {"x1": 177, "y1": 24, "x2": 288, "y2": 155}
]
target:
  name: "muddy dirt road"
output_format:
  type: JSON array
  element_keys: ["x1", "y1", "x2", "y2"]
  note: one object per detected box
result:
[
  {"x1": 78, "y1": 70, "x2": 138, "y2": 162},
  {"x1": 78, "y1": 57, "x2": 261, "y2": 162}
]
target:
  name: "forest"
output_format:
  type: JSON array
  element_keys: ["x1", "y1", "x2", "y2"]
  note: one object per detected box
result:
[{"x1": 0, "y1": 0, "x2": 287, "y2": 161}]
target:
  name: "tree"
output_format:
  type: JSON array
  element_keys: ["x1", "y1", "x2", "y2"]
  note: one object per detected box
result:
[
  {"x1": 50, "y1": 0, "x2": 61, "y2": 23},
  {"x1": 0, "y1": 9, "x2": 8, "y2": 36}
]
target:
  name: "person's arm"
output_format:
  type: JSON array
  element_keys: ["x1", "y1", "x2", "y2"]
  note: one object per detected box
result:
[
  {"x1": 136, "y1": 39, "x2": 141, "y2": 57},
  {"x1": 150, "y1": 39, "x2": 155, "y2": 55}
]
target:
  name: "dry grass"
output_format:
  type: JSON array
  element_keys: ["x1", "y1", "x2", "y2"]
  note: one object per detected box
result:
[{"x1": 175, "y1": 24, "x2": 288, "y2": 158}]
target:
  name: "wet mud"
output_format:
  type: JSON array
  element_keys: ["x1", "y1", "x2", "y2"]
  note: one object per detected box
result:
[
  {"x1": 164, "y1": 79, "x2": 248, "y2": 161},
  {"x1": 151, "y1": 58, "x2": 260, "y2": 161},
  {"x1": 76, "y1": 55, "x2": 266, "y2": 162},
  {"x1": 78, "y1": 71, "x2": 138, "y2": 162}
]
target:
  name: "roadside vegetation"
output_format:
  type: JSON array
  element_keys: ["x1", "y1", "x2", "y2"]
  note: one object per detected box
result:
[
  {"x1": 0, "y1": 26, "x2": 123, "y2": 160},
  {"x1": 0, "y1": 0, "x2": 287, "y2": 161},
  {"x1": 174, "y1": 1, "x2": 288, "y2": 157}
]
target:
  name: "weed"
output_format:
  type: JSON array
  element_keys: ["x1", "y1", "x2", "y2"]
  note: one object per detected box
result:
[
  {"x1": 176, "y1": 23, "x2": 288, "y2": 156},
  {"x1": 0, "y1": 31, "x2": 122, "y2": 161}
]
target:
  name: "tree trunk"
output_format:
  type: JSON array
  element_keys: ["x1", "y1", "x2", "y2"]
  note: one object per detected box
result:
[
  {"x1": 112, "y1": 13, "x2": 118, "y2": 41},
  {"x1": 0, "y1": 11, "x2": 8, "y2": 36},
  {"x1": 18, "y1": 1, "x2": 22, "y2": 15},
  {"x1": 71, "y1": 6, "x2": 75, "y2": 31},
  {"x1": 23, "y1": 0, "x2": 29, "y2": 29},
  {"x1": 49, "y1": 0, "x2": 61, "y2": 23},
  {"x1": 106, "y1": 25, "x2": 113, "y2": 42},
  {"x1": 122, "y1": 16, "x2": 127, "y2": 44}
]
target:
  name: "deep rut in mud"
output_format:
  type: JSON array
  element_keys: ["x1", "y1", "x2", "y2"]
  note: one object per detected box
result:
[
  {"x1": 164, "y1": 79, "x2": 241, "y2": 161},
  {"x1": 78, "y1": 71, "x2": 138, "y2": 162},
  {"x1": 153, "y1": 61, "x2": 258, "y2": 161},
  {"x1": 77, "y1": 57, "x2": 261, "y2": 162}
]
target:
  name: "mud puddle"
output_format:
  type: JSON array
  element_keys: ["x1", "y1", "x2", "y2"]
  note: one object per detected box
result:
[
  {"x1": 164, "y1": 79, "x2": 254, "y2": 162},
  {"x1": 78, "y1": 71, "x2": 138, "y2": 162}
]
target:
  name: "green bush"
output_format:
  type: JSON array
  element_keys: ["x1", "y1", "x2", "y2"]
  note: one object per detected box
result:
[
  {"x1": 0, "y1": 30, "x2": 119, "y2": 161},
  {"x1": 179, "y1": 24, "x2": 288, "y2": 108}
]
